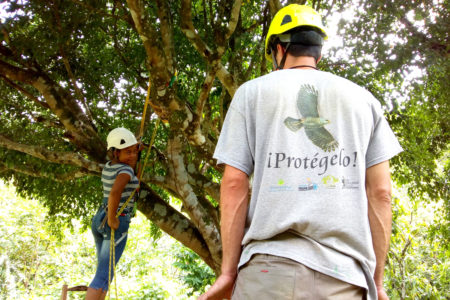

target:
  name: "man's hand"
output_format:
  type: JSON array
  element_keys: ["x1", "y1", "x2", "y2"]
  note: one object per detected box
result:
[
  {"x1": 108, "y1": 216, "x2": 120, "y2": 230},
  {"x1": 376, "y1": 285, "x2": 389, "y2": 300},
  {"x1": 198, "y1": 273, "x2": 236, "y2": 300}
]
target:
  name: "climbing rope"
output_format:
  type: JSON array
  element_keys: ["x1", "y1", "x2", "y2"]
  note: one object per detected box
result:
[{"x1": 139, "y1": 78, "x2": 153, "y2": 139}]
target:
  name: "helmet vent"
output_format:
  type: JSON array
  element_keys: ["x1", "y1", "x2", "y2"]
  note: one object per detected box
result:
[
  {"x1": 281, "y1": 15, "x2": 292, "y2": 25},
  {"x1": 120, "y1": 139, "x2": 126, "y2": 145}
]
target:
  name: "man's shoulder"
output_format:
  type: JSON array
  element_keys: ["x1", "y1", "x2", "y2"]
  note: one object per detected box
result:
[
  {"x1": 321, "y1": 71, "x2": 368, "y2": 90},
  {"x1": 239, "y1": 71, "x2": 279, "y2": 88},
  {"x1": 237, "y1": 70, "x2": 375, "y2": 102},
  {"x1": 319, "y1": 72, "x2": 377, "y2": 101},
  {"x1": 241, "y1": 70, "x2": 363, "y2": 86}
]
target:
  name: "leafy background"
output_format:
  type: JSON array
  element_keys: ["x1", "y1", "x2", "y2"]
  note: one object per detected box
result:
[
  {"x1": 0, "y1": 181, "x2": 214, "y2": 300},
  {"x1": 0, "y1": 0, "x2": 448, "y2": 298},
  {"x1": 1, "y1": 180, "x2": 448, "y2": 299}
]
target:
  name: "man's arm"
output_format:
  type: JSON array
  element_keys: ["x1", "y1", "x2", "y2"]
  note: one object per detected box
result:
[
  {"x1": 199, "y1": 165, "x2": 249, "y2": 300},
  {"x1": 366, "y1": 160, "x2": 392, "y2": 300}
]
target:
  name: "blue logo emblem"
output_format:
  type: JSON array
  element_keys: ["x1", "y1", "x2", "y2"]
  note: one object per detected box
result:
[{"x1": 298, "y1": 178, "x2": 318, "y2": 191}]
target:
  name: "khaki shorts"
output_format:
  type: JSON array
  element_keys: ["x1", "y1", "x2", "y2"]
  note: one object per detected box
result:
[{"x1": 232, "y1": 254, "x2": 366, "y2": 300}]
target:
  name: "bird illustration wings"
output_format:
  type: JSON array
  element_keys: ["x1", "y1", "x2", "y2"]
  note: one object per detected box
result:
[
  {"x1": 305, "y1": 127, "x2": 339, "y2": 152},
  {"x1": 297, "y1": 84, "x2": 319, "y2": 118},
  {"x1": 284, "y1": 84, "x2": 339, "y2": 152},
  {"x1": 284, "y1": 117, "x2": 303, "y2": 131}
]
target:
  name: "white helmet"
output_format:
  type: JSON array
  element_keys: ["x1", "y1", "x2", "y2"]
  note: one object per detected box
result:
[{"x1": 106, "y1": 128, "x2": 138, "y2": 150}]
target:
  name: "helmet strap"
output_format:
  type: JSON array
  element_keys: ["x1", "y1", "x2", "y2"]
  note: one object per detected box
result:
[
  {"x1": 271, "y1": 51, "x2": 279, "y2": 70},
  {"x1": 278, "y1": 43, "x2": 291, "y2": 70}
]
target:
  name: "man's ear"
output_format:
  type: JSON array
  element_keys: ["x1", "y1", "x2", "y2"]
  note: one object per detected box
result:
[
  {"x1": 272, "y1": 44, "x2": 286, "y2": 70},
  {"x1": 276, "y1": 43, "x2": 285, "y2": 56}
]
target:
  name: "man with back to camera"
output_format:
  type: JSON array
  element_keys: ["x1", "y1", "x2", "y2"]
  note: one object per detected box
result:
[{"x1": 199, "y1": 4, "x2": 402, "y2": 300}]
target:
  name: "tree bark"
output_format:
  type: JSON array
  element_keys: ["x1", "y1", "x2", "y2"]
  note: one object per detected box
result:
[{"x1": 138, "y1": 182, "x2": 217, "y2": 271}]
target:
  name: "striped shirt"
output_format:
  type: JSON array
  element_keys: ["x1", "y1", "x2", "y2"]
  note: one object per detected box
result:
[{"x1": 101, "y1": 161, "x2": 139, "y2": 212}]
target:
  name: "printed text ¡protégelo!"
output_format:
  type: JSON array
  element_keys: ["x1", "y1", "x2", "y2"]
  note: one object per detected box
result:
[{"x1": 267, "y1": 148, "x2": 357, "y2": 175}]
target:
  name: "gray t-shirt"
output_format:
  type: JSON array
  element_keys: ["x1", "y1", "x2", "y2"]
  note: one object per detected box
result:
[{"x1": 214, "y1": 69, "x2": 403, "y2": 300}]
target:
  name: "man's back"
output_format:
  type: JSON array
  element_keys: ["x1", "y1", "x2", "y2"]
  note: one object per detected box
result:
[{"x1": 214, "y1": 69, "x2": 402, "y2": 299}]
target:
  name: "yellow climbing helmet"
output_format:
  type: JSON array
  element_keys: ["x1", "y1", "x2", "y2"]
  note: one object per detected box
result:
[{"x1": 265, "y1": 4, "x2": 328, "y2": 62}]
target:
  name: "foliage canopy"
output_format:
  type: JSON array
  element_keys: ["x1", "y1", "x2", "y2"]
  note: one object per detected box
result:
[{"x1": 0, "y1": 0, "x2": 448, "y2": 273}]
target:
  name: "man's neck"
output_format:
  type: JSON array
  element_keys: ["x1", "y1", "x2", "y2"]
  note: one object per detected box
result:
[{"x1": 281, "y1": 56, "x2": 317, "y2": 70}]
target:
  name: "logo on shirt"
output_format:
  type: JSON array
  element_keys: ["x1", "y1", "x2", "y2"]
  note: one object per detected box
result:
[
  {"x1": 322, "y1": 175, "x2": 339, "y2": 189},
  {"x1": 269, "y1": 179, "x2": 294, "y2": 192},
  {"x1": 298, "y1": 178, "x2": 318, "y2": 191},
  {"x1": 341, "y1": 176, "x2": 360, "y2": 189}
]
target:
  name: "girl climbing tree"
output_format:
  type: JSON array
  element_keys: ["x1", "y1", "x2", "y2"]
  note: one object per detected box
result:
[{"x1": 86, "y1": 128, "x2": 142, "y2": 300}]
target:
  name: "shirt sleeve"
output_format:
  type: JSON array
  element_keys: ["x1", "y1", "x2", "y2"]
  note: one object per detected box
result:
[
  {"x1": 117, "y1": 165, "x2": 134, "y2": 178},
  {"x1": 365, "y1": 101, "x2": 403, "y2": 168},
  {"x1": 213, "y1": 87, "x2": 254, "y2": 175}
]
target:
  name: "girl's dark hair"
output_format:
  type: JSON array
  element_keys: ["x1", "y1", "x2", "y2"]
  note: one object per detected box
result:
[{"x1": 107, "y1": 147, "x2": 118, "y2": 160}]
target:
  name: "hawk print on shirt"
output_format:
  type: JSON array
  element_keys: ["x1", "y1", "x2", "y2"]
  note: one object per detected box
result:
[{"x1": 284, "y1": 84, "x2": 339, "y2": 152}]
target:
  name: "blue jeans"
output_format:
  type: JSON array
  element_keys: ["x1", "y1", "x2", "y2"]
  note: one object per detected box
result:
[{"x1": 89, "y1": 209, "x2": 131, "y2": 291}]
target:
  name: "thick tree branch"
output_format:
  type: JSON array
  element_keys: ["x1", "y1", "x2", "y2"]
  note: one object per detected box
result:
[
  {"x1": 155, "y1": 0, "x2": 175, "y2": 73},
  {"x1": 180, "y1": 0, "x2": 238, "y2": 97},
  {"x1": 190, "y1": 173, "x2": 220, "y2": 205},
  {"x1": 30, "y1": 115, "x2": 64, "y2": 129},
  {"x1": 269, "y1": 0, "x2": 282, "y2": 16},
  {"x1": 126, "y1": 0, "x2": 169, "y2": 80},
  {"x1": 2, "y1": 100, "x2": 63, "y2": 129},
  {"x1": 216, "y1": 65, "x2": 238, "y2": 97},
  {"x1": 0, "y1": 75, "x2": 49, "y2": 109},
  {"x1": 0, "y1": 59, "x2": 105, "y2": 161},
  {"x1": 126, "y1": 0, "x2": 181, "y2": 123},
  {"x1": 60, "y1": 46, "x2": 95, "y2": 123},
  {"x1": 127, "y1": 0, "x2": 218, "y2": 149},
  {"x1": 0, "y1": 134, "x2": 102, "y2": 173},
  {"x1": 195, "y1": 69, "x2": 217, "y2": 118},
  {"x1": 137, "y1": 182, "x2": 216, "y2": 271},
  {"x1": 0, "y1": 59, "x2": 35, "y2": 84},
  {"x1": 185, "y1": 67, "x2": 218, "y2": 145},
  {"x1": 167, "y1": 135, "x2": 221, "y2": 270},
  {"x1": 180, "y1": 0, "x2": 214, "y2": 58},
  {"x1": 225, "y1": 0, "x2": 242, "y2": 40},
  {"x1": 0, "y1": 161, "x2": 96, "y2": 182}
]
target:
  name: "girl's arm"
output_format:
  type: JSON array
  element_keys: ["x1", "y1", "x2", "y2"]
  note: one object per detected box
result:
[{"x1": 107, "y1": 173, "x2": 131, "y2": 229}]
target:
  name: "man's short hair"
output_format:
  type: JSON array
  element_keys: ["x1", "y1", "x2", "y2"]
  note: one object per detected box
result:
[{"x1": 272, "y1": 26, "x2": 324, "y2": 61}]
